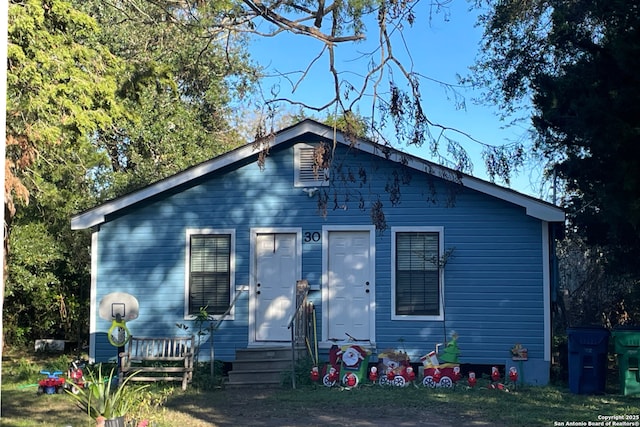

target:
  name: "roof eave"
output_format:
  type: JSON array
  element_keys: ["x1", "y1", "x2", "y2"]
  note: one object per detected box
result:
[{"x1": 70, "y1": 119, "x2": 565, "y2": 229}]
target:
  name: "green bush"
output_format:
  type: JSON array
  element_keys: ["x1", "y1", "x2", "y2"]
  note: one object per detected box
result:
[
  {"x1": 280, "y1": 355, "x2": 315, "y2": 387},
  {"x1": 66, "y1": 364, "x2": 148, "y2": 420},
  {"x1": 191, "y1": 360, "x2": 227, "y2": 391}
]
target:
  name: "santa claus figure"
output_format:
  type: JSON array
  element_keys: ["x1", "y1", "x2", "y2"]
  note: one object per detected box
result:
[
  {"x1": 345, "y1": 373, "x2": 357, "y2": 387},
  {"x1": 491, "y1": 366, "x2": 500, "y2": 383},
  {"x1": 468, "y1": 371, "x2": 477, "y2": 388},
  {"x1": 452, "y1": 366, "x2": 461, "y2": 383},
  {"x1": 406, "y1": 366, "x2": 416, "y2": 382},
  {"x1": 339, "y1": 345, "x2": 367, "y2": 368},
  {"x1": 310, "y1": 366, "x2": 319, "y2": 382},
  {"x1": 369, "y1": 366, "x2": 378, "y2": 382}
]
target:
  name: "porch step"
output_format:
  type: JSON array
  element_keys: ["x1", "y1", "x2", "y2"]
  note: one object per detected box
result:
[
  {"x1": 227, "y1": 347, "x2": 304, "y2": 387},
  {"x1": 234, "y1": 347, "x2": 294, "y2": 361}
]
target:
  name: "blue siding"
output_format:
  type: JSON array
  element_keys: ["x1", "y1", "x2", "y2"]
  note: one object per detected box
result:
[{"x1": 93, "y1": 138, "x2": 549, "y2": 380}]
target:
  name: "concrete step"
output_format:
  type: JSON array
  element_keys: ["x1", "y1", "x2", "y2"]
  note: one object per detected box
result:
[
  {"x1": 227, "y1": 346, "x2": 305, "y2": 386},
  {"x1": 233, "y1": 347, "x2": 295, "y2": 361},
  {"x1": 228, "y1": 369, "x2": 286, "y2": 384},
  {"x1": 232, "y1": 358, "x2": 291, "y2": 371}
]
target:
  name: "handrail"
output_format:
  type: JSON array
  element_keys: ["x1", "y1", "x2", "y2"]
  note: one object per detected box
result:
[
  {"x1": 287, "y1": 282, "x2": 310, "y2": 389},
  {"x1": 287, "y1": 286, "x2": 310, "y2": 331},
  {"x1": 212, "y1": 288, "x2": 244, "y2": 332},
  {"x1": 210, "y1": 287, "x2": 245, "y2": 378}
]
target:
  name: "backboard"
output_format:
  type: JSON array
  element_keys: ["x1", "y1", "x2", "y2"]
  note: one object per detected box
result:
[{"x1": 99, "y1": 292, "x2": 139, "y2": 321}]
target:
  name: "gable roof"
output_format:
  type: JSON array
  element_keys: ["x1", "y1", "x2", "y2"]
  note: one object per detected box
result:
[{"x1": 71, "y1": 119, "x2": 565, "y2": 230}]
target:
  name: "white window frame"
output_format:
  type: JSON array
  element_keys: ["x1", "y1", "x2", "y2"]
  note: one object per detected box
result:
[
  {"x1": 294, "y1": 143, "x2": 330, "y2": 187},
  {"x1": 391, "y1": 226, "x2": 445, "y2": 321},
  {"x1": 184, "y1": 228, "x2": 236, "y2": 320}
]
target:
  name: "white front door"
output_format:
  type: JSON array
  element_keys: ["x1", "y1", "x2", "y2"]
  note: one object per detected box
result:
[
  {"x1": 254, "y1": 233, "x2": 298, "y2": 342},
  {"x1": 324, "y1": 229, "x2": 374, "y2": 342}
]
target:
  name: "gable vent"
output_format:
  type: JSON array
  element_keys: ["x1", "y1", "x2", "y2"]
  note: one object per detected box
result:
[{"x1": 295, "y1": 143, "x2": 330, "y2": 187}]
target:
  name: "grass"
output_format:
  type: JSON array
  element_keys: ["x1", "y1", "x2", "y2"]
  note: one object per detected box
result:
[{"x1": 2, "y1": 351, "x2": 640, "y2": 426}]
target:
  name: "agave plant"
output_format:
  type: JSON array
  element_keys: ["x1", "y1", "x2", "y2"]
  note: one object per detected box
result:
[{"x1": 66, "y1": 364, "x2": 147, "y2": 420}]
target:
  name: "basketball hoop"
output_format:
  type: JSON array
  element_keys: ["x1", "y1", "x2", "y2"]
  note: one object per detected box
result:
[
  {"x1": 99, "y1": 292, "x2": 139, "y2": 348},
  {"x1": 107, "y1": 313, "x2": 132, "y2": 347}
]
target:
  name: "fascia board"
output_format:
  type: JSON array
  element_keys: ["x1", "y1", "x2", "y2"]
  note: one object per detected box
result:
[{"x1": 346, "y1": 137, "x2": 565, "y2": 223}]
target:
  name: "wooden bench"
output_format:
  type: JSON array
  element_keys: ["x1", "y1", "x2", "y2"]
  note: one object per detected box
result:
[{"x1": 119, "y1": 336, "x2": 194, "y2": 390}]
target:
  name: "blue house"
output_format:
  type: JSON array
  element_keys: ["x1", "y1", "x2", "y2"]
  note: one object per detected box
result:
[{"x1": 71, "y1": 119, "x2": 564, "y2": 385}]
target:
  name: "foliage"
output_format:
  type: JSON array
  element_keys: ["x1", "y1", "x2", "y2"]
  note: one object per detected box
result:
[
  {"x1": 66, "y1": 364, "x2": 148, "y2": 420},
  {"x1": 555, "y1": 230, "x2": 640, "y2": 328},
  {"x1": 323, "y1": 111, "x2": 372, "y2": 141},
  {"x1": 4, "y1": 0, "x2": 256, "y2": 346},
  {"x1": 5, "y1": 0, "x2": 122, "y2": 346},
  {"x1": 6, "y1": 0, "x2": 123, "y2": 213},
  {"x1": 127, "y1": 385, "x2": 175, "y2": 426},
  {"x1": 190, "y1": 361, "x2": 228, "y2": 391},
  {"x1": 176, "y1": 305, "x2": 212, "y2": 365},
  {"x1": 280, "y1": 355, "x2": 315, "y2": 388},
  {"x1": 5, "y1": 357, "x2": 56, "y2": 384},
  {"x1": 75, "y1": 0, "x2": 257, "y2": 197},
  {"x1": 181, "y1": 0, "x2": 509, "y2": 181},
  {"x1": 472, "y1": 0, "x2": 640, "y2": 280}
]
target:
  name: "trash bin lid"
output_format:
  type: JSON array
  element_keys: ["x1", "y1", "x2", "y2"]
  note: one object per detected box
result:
[
  {"x1": 612, "y1": 326, "x2": 640, "y2": 351},
  {"x1": 567, "y1": 326, "x2": 610, "y2": 346}
]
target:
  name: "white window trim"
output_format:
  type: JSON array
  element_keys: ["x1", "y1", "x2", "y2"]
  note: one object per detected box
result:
[
  {"x1": 294, "y1": 143, "x2": 330, "y2": 187},
  {"x1": 184, "y1": 228, "x2": 236, "y2": 321},
  {"x1": 391, "y1": 226, "x2": 445, "y2": 321}
]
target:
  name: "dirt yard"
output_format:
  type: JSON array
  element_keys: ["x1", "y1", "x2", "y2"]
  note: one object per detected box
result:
[{"x1": 163, "y1": 387, "x2": 493, "y2": 427}]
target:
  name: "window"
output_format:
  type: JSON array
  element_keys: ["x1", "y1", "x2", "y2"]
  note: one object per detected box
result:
[
  {"x1": 185, "y1": 230, "x2": 234, "y2": 318},
  {"x1": 294, "y1": 143, "x2": 330, "y2": 187},
  {"x1": 392, "y1": 227, "x2": 444, "y2": 320}
]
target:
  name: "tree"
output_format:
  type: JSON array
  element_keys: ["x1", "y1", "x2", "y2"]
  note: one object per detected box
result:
[
  {"x1": 5, "y1": 0, "x2": 258, "y2": 345},
  {"x1": 7, "y1": 0, "x2": 123, "y2": 216},
  {"x1": 75, "y1": 0, "x2": 258, "y2": 196},
  {"x1": 6, "y1": 0, "x2": 125, "y2": 345},
  {"x1": 132, "y1": 0, "x2": 524, "y2": 183},
  {"x1": 556, "y1": 230, "x2": 640, "y2": 328},
  {"x1": 471, "y1": 0, "x2": 640, "y2": 318}
]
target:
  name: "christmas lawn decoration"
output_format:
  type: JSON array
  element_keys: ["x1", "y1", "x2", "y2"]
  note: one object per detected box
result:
[
  {"x1": 321, "y1": 340, "x2": 371, "y2": 388},
  {"x1": 374, "y1": 349, "x2": 415, "y2": 387},
  {"x1": 420, "y1": 334, "x2": 462, "y2": 388}
]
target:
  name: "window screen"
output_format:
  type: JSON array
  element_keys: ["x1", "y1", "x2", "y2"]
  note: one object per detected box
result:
[
  {"x1": 395, "y1": 232, "x2": 440, "y2": 316},
  {"x1": 189, "y1": 234, "x2": 231, "y2": 316}
]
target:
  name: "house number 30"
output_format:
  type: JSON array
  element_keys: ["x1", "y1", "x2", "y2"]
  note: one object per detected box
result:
[{"x1": 304, "y1": 232, "x2": 321, "y2": 242}]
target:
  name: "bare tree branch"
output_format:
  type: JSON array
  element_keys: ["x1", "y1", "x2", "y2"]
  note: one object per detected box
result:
[
  {"x1": 135, "y1": 0, "x2": 525, "y2": 183},
  {"x1": 241, "y1": 0, "x2": 365, "y2": 44}
]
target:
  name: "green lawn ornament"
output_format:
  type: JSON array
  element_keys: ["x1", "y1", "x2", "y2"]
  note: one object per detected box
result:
[
  {"x1": 439, "y1": 335, "x2": 461, "y2": 364},
  {"x1": 421, "y1": 333, "x2": 462, "y2": 388}
]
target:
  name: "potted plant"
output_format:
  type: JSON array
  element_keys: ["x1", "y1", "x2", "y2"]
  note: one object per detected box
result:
[{"x1": 66, "y1": 364, "x2": 147, "y2": 427}]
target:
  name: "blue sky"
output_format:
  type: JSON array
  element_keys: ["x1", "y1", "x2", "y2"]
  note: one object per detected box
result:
[{"x1": 248, "y1": 1, "x2": 549, "y2": 199}]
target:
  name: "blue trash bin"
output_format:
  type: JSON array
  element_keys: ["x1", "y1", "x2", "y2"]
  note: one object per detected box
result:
[{"x1": 567, "y1": 327, "x2": 610, "y2": 394}]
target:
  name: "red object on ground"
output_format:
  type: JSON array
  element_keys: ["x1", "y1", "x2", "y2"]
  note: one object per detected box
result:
[{"x1": 468, "y1": 372, "x2": 477, "y2": 388}]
